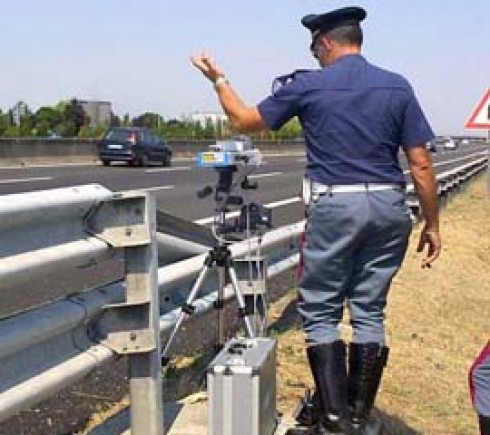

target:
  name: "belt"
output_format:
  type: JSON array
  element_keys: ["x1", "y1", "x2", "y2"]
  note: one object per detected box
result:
[{"x1": 312, "y1": 182, "x2": 403, "y2": 194}]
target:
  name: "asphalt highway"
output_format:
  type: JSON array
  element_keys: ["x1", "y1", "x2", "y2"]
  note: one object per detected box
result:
[{"x1": 0, "y1": 143, "x2": 487, "y2": 229}]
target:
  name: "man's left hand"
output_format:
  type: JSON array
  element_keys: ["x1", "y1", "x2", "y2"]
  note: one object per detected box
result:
[{"x1": 191, "y1": 52, "x2": 224, "y2": 83}]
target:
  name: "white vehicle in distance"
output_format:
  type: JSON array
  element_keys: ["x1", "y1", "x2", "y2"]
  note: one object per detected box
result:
[
  {"x1": 209, "y1": 135, "x2": 254, "y2": 152},
  {"x1": 443, "y1": 137, "x2": 457, "y2": 150}
]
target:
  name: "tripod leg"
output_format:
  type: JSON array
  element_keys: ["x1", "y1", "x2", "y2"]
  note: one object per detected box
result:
[
  {"x1": 161, "y1": 264, "x2": 211, "y2": 362},
  {"x1": 216, "y1": 267, "x2": 226, "y2": 350},
  {"x1": 245, "y1": 294, "x2": 267, "y2": 337},
  {"x1": 227, "y1": 265, "x2": 255, "y2": 338}
]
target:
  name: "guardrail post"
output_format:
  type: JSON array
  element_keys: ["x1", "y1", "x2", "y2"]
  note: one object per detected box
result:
[{"x1": 86, "y1": 192, "x2": 163, "y2": 435}]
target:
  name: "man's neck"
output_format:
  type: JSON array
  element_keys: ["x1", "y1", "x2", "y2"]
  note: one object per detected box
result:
[{"x1": 326, "y1": 46, "x2": 361, "y2": 65}]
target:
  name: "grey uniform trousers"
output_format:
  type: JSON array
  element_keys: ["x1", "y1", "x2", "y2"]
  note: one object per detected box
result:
[{"x1": 298, "y1": 188, "x2": 412, "y2": 346}]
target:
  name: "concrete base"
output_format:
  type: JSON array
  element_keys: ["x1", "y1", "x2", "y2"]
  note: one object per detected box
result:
[
  {"x1": 89, "y1": 392, "x2": 296, "y2": 434},
  {"x1": 161, "y1": 397, "x2": 296, "y2": 435},
  {"x1": 88, "y1": 394, "x2": 385, "y2": 434},
  {"x1": 158, "y1": 396, "x2": 382, "y2": 435}
]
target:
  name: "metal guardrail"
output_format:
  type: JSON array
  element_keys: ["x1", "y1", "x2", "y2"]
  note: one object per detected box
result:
[
  {"x1": 405, "y1": 156, "x2": 488, "y2": 219},
  {"x1": 0, "y1": 186, "x2": 165, "y2": 433},
  {"x1": 0, "y1": 185, "x2": 303, "y2": 432},
  {"x1": 0, "y1": 155, "x2": 487, "y2": 433},
  {"x1": 0, "y1": 184, "x2": 113, "y2": 290}
]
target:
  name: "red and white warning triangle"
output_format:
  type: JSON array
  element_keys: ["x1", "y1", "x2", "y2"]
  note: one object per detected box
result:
[{"x1": 465, "y1": 88, "x2": 490, "y2": 129}]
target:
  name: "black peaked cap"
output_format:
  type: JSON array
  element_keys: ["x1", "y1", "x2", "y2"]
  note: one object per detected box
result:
[{"x1": 301, "y1": 6, "x2": 366, "y2": 40}]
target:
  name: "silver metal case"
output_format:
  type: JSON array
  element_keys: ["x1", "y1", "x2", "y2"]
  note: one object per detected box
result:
[{"x1": 207, "y1": 337, "x2": 277, "y2": 435}]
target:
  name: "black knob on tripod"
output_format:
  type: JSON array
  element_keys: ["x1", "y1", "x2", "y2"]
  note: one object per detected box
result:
[
  {"x1": 241, "y1": 176, "x2": 258, "y2": 190},
  {"x1": 197, "y1": 185, "x2": 213, "y2": 199}
]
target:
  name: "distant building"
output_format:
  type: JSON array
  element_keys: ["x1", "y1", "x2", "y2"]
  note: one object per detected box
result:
[
  {"x1": 10, "y1": 101, "x2": 30, "y2": 126},
  {"x1": 189, "y1": 112, "x2": 228, "y2": 127},
  {"x1": 79, "y1": 100, "x2": 112, "y2": 127}
]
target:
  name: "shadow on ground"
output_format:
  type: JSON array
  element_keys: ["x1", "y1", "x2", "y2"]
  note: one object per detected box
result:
[
  {"x1": 269, "y1": 299, "x2": 421, "y2": 435},
  {"x1": 87, "y1": 402, "x2": 186, "y2": 435},
  {"x1": 373, "y1": 408, "x2": 421, "y2": 434},
  {"x1": 89, "y1": 281, "x2": 421, "y2": 434}
]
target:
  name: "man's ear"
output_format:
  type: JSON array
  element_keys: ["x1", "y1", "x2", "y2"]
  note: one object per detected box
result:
[{"x1": 323, "y1": 36, "x2": 334, "y2": 50}]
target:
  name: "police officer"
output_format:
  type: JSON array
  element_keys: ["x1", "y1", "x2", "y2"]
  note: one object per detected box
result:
[
  {"x1": 192, "y1": 5, "x2": 441, "y2": 434},
  {"x1": 469, "y1": 341, "x2": 490, "y2": 435}
]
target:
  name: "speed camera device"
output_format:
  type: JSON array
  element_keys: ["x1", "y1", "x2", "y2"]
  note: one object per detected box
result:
[{"x1": 196, "y1": 135, "x2": 262, "y2": 168}]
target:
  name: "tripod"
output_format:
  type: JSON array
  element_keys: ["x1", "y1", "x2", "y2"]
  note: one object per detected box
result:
[
  {"x1": 161, "y1": 241, "x2": 256, "y2": 365},
  {"x1": 161, "y1": 154, "x2": 271, "y2": 365}
]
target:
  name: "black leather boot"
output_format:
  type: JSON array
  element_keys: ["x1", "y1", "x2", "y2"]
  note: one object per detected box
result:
[
  {"x1": 286, "y1": 341, "x2": 354, "y2": 435},
  {"x1": 348, "y1": 343, "x2": 389, "y2": 432},
  {"x1": 479, "y1": 414, "x2": 490, "y2": 435},
  {"x1": 292, "y1": 389, "x2": 323, "y2": 428}
]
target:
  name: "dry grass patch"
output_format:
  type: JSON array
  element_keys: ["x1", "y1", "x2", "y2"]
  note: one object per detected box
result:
[{"x1": 274, "y1": 176, "x2": 490, "y2": 434}]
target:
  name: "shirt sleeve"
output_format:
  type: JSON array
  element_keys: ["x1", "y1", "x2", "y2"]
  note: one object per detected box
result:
[
  {"x1": 257, "y1": 79, "x2": 303, "y2": 131},
  {"x1": 400, "y1": 90, "x2": 435, "y2": 148}
]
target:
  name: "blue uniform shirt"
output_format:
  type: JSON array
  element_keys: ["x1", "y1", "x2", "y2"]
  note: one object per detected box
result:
[{"x1": 258, "y1": 54, "x2": 435, "y2": 185}]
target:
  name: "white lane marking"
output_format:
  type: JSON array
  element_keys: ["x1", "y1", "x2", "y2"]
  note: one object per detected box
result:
[
  {"x1": 403, "y1": 152, "x2": 487, "y2": 174},
  {"x1": 0, "y1": 176, "x2": 53, "y2": 184},
  {"x1": 432, "y1": 152, "x2": 487, "y2": 166},
  {"x1": 264, "y1": 197, "x2": 301, "y2": 208},
  {"x1": 131, "y1": 185, "x2": 175, "y2": 193},
  {"x1": 145, "y1": 166, "x2": 191, "y2": 173},
  {"x1": 0, "y1": 163, "x2": 96, "y2": 170},
  {"x1": 194, "y1": 196, "x2": 302, "y2": 225},
  {"x1": 261, "y1": 153, "x2": 305, "y2": 158},
  {"x1": 248, "y1": 172, "x2": 283, "y2": 179}
]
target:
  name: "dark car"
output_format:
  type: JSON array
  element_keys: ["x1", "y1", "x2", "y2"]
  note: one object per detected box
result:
[
  {"x1": 426, "y1": 139, "x2": 437, "y2": 153},
  {"x1": 98, "y1": 127, "x2": 172, "y2": 167}
]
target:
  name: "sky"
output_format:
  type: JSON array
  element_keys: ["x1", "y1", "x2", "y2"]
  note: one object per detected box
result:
[{"x1": 1, "y1": 0, "x2": 489, "y2": 135}]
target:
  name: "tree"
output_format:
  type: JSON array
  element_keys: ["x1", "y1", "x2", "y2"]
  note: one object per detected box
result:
[
  {"x1": 122, "y1": 113, "x2": 131, "y2": 127},
  {"x1": 192, "y1": 121, "x2": 205, "y2": 139},
  {"x1": 248, "y1": 117, "x2": 303, "y2": 141},
  {"x1": 78, "y1": 124, "x2": 106, "y2": 138},
  {"x1": 59, "y1": 99, "x2": 87, "y2": 136},
  {"x1": 32, "y1": 106, "x2": 62, "y2": 137},
  {"x1": 132, "y1": 112, "x2": 162, "y2": 130},
  {"x1": 0, "y1": 110, "x2": 11, "y2": 136},
  {"x1": 276, "y1": 117, "x2": 303, "y2": 139},
  {"x1": 57, "y1": 121, "x2": 77, "y2": 137},
  {"x1": 159, "y1": 118, "x2": 199, "y2": 139},
  {"x1": 110, "y1": 112, "x2": 120, "y2": 127},
  {"x1": 19, "y1": 113, "x2": 34, "y2": 137},
  {"x1": 203, "y1": 117, "x2": 215, "y2": 139},
  {"x1": 2, "y1": 126, "x2": 21, "y2": 138}
]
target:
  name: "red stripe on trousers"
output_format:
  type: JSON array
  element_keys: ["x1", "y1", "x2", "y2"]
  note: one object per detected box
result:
[{"x1": 469, "y1": 340, "x2": 490, "y2": 406}]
